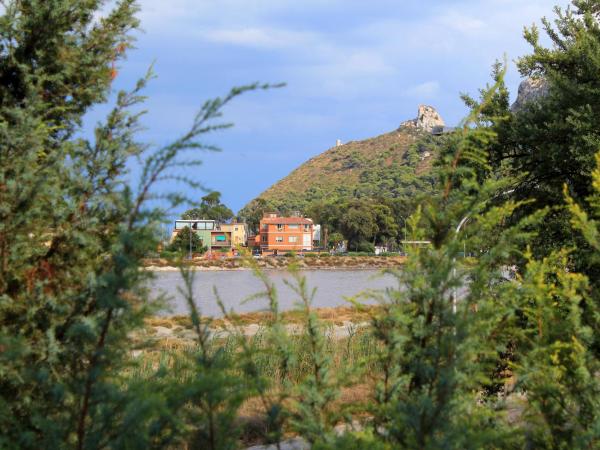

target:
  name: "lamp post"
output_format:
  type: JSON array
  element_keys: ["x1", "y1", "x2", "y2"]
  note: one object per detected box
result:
[
  {"x1": 189, "y1": 222, "x2": 198, "y2": 260},
  {"x1": 452, "y1": 189, "x2": 515, "y2": 312},
  {"x1": 453, "y1": 215, "x2": 470, "y2": 313}
]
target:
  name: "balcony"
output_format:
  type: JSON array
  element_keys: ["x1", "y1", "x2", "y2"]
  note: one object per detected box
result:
[{"x1": 211, "y1": 240, "x2": 232, "y2": 247}]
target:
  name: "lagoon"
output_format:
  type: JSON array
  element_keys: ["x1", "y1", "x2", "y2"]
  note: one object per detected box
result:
[{"x1": 151, "y1": 269, "x2": 398, "y2": 317}]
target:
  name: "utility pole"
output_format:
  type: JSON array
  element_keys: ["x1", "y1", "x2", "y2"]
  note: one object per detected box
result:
[{"x1": 188, "y1": 225, "x2": 192, "y2": 260}]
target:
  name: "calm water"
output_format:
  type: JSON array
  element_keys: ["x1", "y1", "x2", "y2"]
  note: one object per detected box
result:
[{"x1": 150, "y1": 269, "x2": 398, "y2": 317}]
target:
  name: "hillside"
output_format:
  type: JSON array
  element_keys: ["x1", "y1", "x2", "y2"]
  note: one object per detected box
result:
[{"x1": 240, "y1": 106, "x2": 449, "y2": 220}]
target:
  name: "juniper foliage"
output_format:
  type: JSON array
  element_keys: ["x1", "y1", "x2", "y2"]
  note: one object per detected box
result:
[
  {"x1": 2, "y1": 0, "x2": 600, "y2": 449},
  {"x1": 0, "y1": 1, "x2": 272, "y2": 447}
]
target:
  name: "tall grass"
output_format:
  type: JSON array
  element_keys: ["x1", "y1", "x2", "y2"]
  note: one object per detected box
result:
[{"x1": 127, "y1": 328, "x2": 380, "y2": 388}]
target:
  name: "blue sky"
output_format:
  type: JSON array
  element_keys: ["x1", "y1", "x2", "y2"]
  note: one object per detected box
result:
[{"x1": 88, "y1": 0, "x2": 570, "y2": 216}]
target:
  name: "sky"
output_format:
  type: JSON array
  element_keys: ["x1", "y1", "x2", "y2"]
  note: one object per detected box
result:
[{"x1": 86, "y1": 0, "x2": 571, "y2": 216}]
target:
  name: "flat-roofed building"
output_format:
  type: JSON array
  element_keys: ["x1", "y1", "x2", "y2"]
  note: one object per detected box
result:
[
  {"x1": 216, "y1": 222, "x2": 247, "y2": 248},
  {"x1": 259, "y1": 213, "x2": 314, "y2": 255},
  {"x1": 173, "y1": 219, "x2": 248, "y2": 255},
  {"x1": 171, "y1": 219, "x2": 215, "y2": 249}
]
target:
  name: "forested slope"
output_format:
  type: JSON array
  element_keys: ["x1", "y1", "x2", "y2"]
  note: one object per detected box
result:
[{"x1": 240, "y1": 124, "x2": 444, "y2": 221}]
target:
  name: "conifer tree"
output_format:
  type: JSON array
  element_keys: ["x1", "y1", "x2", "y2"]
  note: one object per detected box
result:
[
  {"x1": 358, "y1": 79, "x2": 533, "y2": 449},
  {"x1": 484, "y1": 1, "x2": 600, "y2": 283},
  {"x1": 0, "y1": 1, "x2": 272, "y2": 447}
]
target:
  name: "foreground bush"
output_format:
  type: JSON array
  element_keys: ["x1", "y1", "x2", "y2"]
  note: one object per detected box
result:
[{"x1": 1, "y1": 1, "x2": 599, "y2": 449}]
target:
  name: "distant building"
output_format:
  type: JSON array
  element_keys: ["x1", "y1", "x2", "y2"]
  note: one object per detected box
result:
[
  {"x1": 227, "y1": 223, "x2": 248, "y2": 247},
  {"x1": 374, "y1": 245, "x2": 388, "y2": 255},
  {"x1": 211, "y1": 222, "x2": 248, "y2": 250},
  {"x1": 210, "y1": 225, "x2": 231, "y2": 250},
  {"x1": 172, "y1": 219, "x2": 215, "y2": 249},
  {"x1": 247, "y1": 234, "x2": 261, "y2": 253},
  {"x1": 172, "y1": 219, "x2": 248, "y2": 255},
  {"x1": 259, "y1": 212, "x2": 314, "y2": 255}
]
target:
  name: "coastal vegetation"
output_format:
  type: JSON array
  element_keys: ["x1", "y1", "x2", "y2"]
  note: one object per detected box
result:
[
  {"x1": 239, "y1": 131, "x2": 438, "y2": 240},
  {"x1": 1, "y1": 1, "x2": 600, "y2": 450},
  {"x1": 182, "y1": 191, "x2": 235, "y2": 223}
]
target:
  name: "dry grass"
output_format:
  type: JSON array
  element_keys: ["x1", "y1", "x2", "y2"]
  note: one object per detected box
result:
[
  {"x1": 145, "y1": 305, "x2": 382, "y2": 330},
  {"x1": 234, "y1": 383, "x2": 374, "y2": 446},
  {"x1": 131, "y1": 314, "x2": 383, "y2": 447}
]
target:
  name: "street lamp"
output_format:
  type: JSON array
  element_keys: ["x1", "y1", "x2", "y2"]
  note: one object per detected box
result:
[
  {"x1": 189, "y1": 222, "x2": 198, "y2": 260},
  {"x1": 452, "y1": 216, "x2": 470, "y2": 314},
  {"x1": 398, "y1": 215, "x2": 408, "y2": 254},
  {"x1": 452, "y1": 188, "x2": 515, "y2": 312}
]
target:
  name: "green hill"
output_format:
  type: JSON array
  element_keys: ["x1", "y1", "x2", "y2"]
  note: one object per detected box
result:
[{"x1": 239, "y1": 107, "x2": 449, "y2": 229}]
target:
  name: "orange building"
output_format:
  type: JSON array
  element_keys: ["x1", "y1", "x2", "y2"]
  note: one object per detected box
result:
[{"x1": 259, "y1": 213, "x2": 314, "y2": 255}]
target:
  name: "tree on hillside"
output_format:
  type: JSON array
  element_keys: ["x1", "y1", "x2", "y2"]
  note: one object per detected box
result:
[
  {"x1": 339, "y1": 200, "x2": 378, "y2": 251},
  {"x1": 336, "y1": 199, "x2": 398, "y2": 251},
  {"x1": 182, "y1": 191, "x2": 234, "y2": 222},
  {"x1": 372, "y1": 203, "x2": 399, "y2": 245},
  {"x1": 328, "y1": 232, "x2": 345, "y2": 250},
  {"x1": 308, "y1": 200, "x2": 342, "y2": 249}
]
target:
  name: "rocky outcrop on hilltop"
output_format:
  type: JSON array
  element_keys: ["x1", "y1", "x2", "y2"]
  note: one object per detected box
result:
[
  {"x1": 511, "y1": 77, "x2": 549, "y2": 111},
  {"x1": 400, "y1": 105, "x2": 446, "y2": 133},
  {"x1": 240, "y1": 105, "x2": 445, "y2": 216}
]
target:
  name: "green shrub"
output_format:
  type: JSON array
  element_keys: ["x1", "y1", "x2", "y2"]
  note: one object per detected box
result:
[
  {"x1": 355, "y1": 241, "x2": 375, "y2": 253},
  {"x1": 168, "y1": 227, "x2": 206, "y2": 254},
  {"x1": 347, "y1": 251, "x2": 372, "y2": 257},
  {"x1": 304, "y1": 252, "x2": 318, "y2": 257},
  {"x1": 4, "y1": 2, "x2": 600, "y2": 449}
]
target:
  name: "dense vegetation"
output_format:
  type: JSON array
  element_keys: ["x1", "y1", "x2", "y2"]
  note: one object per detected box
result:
[
  {"x1": 1, "y1": 1, "x2": 600, "y2": 449},
  {"x1": 168, "y1": 227, "x2": 207, "y2": 255},
  {"x1": 238, "y1": 130, "x2": 440, "y2": 235},
  {"x1": 182, "y1": 191, "x2": 234, "y2": 223}
]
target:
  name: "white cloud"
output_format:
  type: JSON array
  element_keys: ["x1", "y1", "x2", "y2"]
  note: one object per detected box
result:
[
  {"x1": 137, "y1": 0, "x2": 346, "y2": 30},
  {"x1": 134, "y1": 0, "x2": 571, "y2": 84},
  {"x1": 438, "y1": 12, "x2": 485, "y2": 35},
  {"x1": 198, "y1": 27, "x2": 318, "y2": 49},
  {"x1": 404, "y1": 81, "x2": 440, "y2": 98}
]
